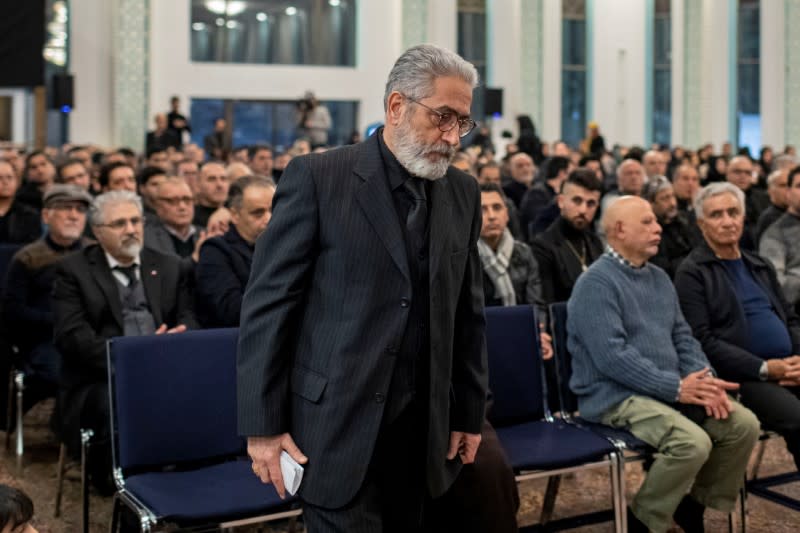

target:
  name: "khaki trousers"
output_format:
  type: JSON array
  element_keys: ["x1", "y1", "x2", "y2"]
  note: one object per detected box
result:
[{"x1": 601, "y1": 395, "x2": 759, "y2": 533}]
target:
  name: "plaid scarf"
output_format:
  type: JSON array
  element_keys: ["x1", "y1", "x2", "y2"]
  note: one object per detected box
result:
[{"x1": 478, "y1": 229, "x2": 517, "y2": 306}]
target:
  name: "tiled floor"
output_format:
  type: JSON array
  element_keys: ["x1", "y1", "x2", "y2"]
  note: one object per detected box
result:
[{"x1": 3, "y1": 402, "x2": 800, "y2": 532}]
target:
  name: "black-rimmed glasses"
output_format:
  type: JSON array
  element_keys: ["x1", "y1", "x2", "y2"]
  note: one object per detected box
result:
[{"x1": 404, "y1": 95, "x2": 476, "y2": 138}]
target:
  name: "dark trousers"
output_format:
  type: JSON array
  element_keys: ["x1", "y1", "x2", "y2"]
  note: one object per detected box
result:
[
  {"x1": 739, "y1": 381, "x2": 800, "y2": 469},
  {"x1": 425, "y1": 419, "x2": 520, "y2": 533},
  {"x1": 302, "y1": 403, "x2": 428, "y2": 533},
  {"x1": 303, "y1": 414, "x2": 520, "y2": 533}
]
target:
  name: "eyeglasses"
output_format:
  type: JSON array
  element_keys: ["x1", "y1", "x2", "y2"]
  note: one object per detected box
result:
[
  {"x1": 50, "y1": 202, "x2": 88, "y2": 214},
  {"x1": 97, "y1": 216, "x2": 144, "y2": 230},
  {"x1": 159, "y1": 196, "x2": 194, "y2": 206},
  {"x1": 403, "y1": 95, "x2": 476, "y2": 138}
]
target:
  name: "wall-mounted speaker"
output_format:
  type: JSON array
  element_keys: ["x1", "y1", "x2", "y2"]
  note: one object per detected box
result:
[
  {"x1": 484, "y1": 88, "x2": 503, "y2": 117},
  {"x1": 51, "y1": 74, "x2": 74, "y2": 110}
]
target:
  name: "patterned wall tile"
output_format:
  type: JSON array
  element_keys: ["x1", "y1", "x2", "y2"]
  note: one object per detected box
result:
[
  {"x1": 403, "y1": 0, "x2": 428, "y2": 49},
  {"x1": 113, "y1": 0, "x2": 149, "y2": 150},
  {"x1": 683, "y1": 0, "x2": 702, "y2": 147},
  {"x1": 786, "y1": 0, "x2": 800, "y2": 145},
  {"x1": 520, "y1": 0, "x2": 544, "y2": 126}
]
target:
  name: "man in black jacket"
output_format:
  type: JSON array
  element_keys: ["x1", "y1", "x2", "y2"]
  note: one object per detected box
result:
[
  {"x1": 238, "y1": 44, "x2": 487, "y2": 532},
  {"x1": 196, "y1": 176, "x2": 275, "y2": 327},
  {"x1": 676, "y1": 182, "x2": 800, "y2": 468},
  {"x1": 0, "y1": 161, "x2": 40, "y2": 244},
  {"x1": 644, "y1": 176, "x2": 701, "y2": 278},
  {"x1": 53, "y1": 190, "x2": 197, "y2": 493},
  {"x1": 532, "y1": 169, "x2": 603, "y2": 305}
]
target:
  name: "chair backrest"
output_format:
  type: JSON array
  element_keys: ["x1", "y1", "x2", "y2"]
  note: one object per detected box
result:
[
  {"x1": 550, "y1": 301, "x2": 579, "y2": 415},
  {"x1": 485, "y1": 305, "x2": 546, "y2": 427},
  {"x1": 108, "y1": 328, "x2": 243, "y2": 472},
  {"x1": 0, "y1": 244, "x2": 21, "y2": 295}
]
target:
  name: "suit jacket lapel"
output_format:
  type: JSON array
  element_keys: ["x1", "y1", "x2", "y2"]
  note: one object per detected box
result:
[
  {"x1": 141, "y1": 249, "x2": 163, "y2": 326},
  {"x1": 88, "y1": 247, "x2": 124, "y2": 330},
  {"x1": 428, "y1": 176, "x2": 453, "y2": 282},
  {"x1": 354, "y1": 135, "x2": 410, "y2": 281}
]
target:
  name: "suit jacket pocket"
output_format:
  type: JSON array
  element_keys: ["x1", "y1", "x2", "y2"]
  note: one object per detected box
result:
[{"x1": 291, "y1": 366, "x2": 328, "y2": 403}]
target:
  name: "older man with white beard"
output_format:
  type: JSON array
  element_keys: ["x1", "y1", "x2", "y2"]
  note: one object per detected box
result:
[
  {"x1": 53, "y1": 190, "x2": 197, "y2": 495},
  {"x1": 238, "y1": 44, "x2": 488, "y2": 532}
]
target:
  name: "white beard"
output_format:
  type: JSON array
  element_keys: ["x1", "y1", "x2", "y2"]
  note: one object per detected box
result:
[
  {"x1": 391, "y1": 118, "x2": 457, "y2": 180},
  {"x1": 120, "y1": 239, "x2": 142, "y2": 259}
]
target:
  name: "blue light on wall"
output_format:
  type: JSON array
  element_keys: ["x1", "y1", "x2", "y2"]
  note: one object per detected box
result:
[{"x1": 60, "y1": 105, "x2": 72, "y2": 113}]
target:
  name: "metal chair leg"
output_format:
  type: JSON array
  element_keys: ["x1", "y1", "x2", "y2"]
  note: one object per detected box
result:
[
  {"x1": 54, "y1": 443, "x2": 67, "y2": 517},
  {"x1": 540, "y1": 474, "x2": 561, "y2": 524},
  {"x1": 109, "y1": 495, "x2": 120, "y2": 533},
  {"x1": 81, "y1": 428, "x2": 94, "y2": 533},
  {"x1": 739, "y1": 480, "x2": 747, "y2": 533},
  {"x1": 750, "y1": 439, "x2": 768, "y2": 480},
  {"x1": 14, "y1": 371, "x2": 24, "y2": 472},
  {"x1": 609, "y1": 453, "x2": 623, "y2": 533},
  {"x1": 4, "y1": 369, "x2": 13, "y2": 451}
]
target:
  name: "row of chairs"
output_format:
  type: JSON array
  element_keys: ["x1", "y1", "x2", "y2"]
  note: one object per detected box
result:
[{"x1": 2, "y1": 288, "x2": 797, "y2": 532}]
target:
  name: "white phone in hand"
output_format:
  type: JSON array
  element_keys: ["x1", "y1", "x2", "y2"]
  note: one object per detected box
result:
[{"x1": 280, "y1": 451, "x2": 304, "y2": 496}]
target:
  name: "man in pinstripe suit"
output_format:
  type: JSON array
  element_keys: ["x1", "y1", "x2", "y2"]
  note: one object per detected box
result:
[{"x1": 238, "y1": 44, "x2": 488, "y2": 532}]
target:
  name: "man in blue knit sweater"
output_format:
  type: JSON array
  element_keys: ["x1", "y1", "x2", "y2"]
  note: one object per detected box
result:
[{"x1": 568, "y1": 196, "x2": 759, "y2": 533}]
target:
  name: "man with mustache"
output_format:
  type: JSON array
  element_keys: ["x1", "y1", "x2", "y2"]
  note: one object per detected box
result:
[
  {"x1": 532, "y1": 169, "x2": 603, "y2": 305},
  {"x1": 53, "y1": 190, "x2": 196, "y2": 495},
  {"x1": 3, "y1": 185, "x2": 92, "y2": 419},
  {"x1": 238, "y1": 44, "x2": 487, "y2": 532},
  {"x1": 568, "y1": 196, "x2": 759, "y2": 533},
  {"x1": 644, "y1": 176, "x2": 701, "y2": 279}
]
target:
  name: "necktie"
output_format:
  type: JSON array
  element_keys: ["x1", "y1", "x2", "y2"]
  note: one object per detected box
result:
[
  {"x1": 114, "y1": 265, "x2": 138, "y2": 287},
  {"x1": 403, "y1": 178, "x2": 428, "y2": 235}
]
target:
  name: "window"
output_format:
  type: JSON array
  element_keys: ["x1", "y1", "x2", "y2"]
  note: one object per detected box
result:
[
  {"x1": 190, "y1": 98, "x2": 358, "y2": 151},
  {"x1": 737, "y1": 0, "x2": 760, "y2": 153},
  {"x1": 652, "y1": 0, "x2": 671, "y2": 146},
  {"x1": 561, "y1": 0, "x2": 587, "y2": 149},
  {"x1": 457, "y1": 0, "x2": 487, "y2": 121},
  {"x1": 190, "y1": 0, "x2": 356, "y2": 66}
]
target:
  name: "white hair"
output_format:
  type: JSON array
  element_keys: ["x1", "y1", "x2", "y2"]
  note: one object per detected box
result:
[
  {"x1": 383, "y1": 44, "x2": 479, "y2": 110},
  {"x1": 693, "y1": 182, "x2": 746, "y2": 220},
  {"x1": 90, "y1": 190, "x2": 143, "y2": 226}
]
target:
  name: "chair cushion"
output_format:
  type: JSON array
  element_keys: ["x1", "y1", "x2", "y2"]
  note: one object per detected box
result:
[
  {"x1": 124, "y1": 460, "x2": 296, "y2": 525},
  {"x1": 495, "y1": 420, "x2": 617, "y2": 472},
  {"x1": 577, "y1": 418, "x2": 655, "y2": 453}
]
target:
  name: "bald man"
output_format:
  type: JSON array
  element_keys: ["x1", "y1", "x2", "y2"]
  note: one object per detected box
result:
[{"x1": 567, "y1": 196, "x2": 759, "y2": 533}]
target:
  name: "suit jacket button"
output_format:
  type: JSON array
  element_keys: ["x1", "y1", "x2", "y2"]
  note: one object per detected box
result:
[
  {"x1": 387, "y1": 345, "x2": 399, "y2": 354},
  {"x1": 400, "y1": 298, "x2": 410, "y2": 308},
  {"x1": 374, "y1": 393, "x2": 385, "y2": 404}
]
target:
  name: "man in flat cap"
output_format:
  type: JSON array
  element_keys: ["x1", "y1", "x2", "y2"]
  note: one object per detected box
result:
[{"x1": 3, "y1": 185, "x2": 93, "y2": 417}]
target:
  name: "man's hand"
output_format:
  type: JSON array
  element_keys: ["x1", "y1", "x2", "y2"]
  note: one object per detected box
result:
[
  {"x1": 766, "y1": 359, "x2": 788, "y2": 380},
  {"x1": 248, "y1": 434, "x2": 308, "y2": 499},
  {"x1": 540, "y1": 330, "x2": 553, "y2": 361},
  {"x1": 155, "y1": 324, "x2": 187, "y2": 335},
  {"x1": 779, "y1": 355, "x2": 800, "y2": 386},
  {"x1": 679, "y1": 367, "x2": 739, "y2": 420},
  {"x1": 206, "y1": 207, "x2": 231, "y2": 236},
  {"x1": 447, "y1": 431, "x2": 481, "y2": 464}
]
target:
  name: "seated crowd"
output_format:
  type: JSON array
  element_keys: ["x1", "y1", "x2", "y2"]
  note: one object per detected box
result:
[{"x1": 0, "y1": 129, "x2": 799, "y2": 532}]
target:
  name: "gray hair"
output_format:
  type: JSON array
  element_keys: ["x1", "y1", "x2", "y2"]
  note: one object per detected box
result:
[
  {"x1": 383, "y1": 44, "x2": 479, "y2": 110},
  {"x1": 693, "y1": 182, "x2": 746, "y2": 220},
  {"x1": 767, "y1": 169, "x2": 786, "y2": 188},
  {"x1": 228, "y1": 175, "x2": 276, "y2": 210},
  {"x1": 90, "y1": 190, "x2": 143, "y2": 226},
  {"x1": 774, "y1": 153, "x2": 797, "y2": 170},
  {"x1": 642, "y1": 176, "x2": 672, "y2": 202}
]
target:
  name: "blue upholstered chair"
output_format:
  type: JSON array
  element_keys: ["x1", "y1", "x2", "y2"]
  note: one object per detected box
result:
[
  {"x1": 485, "y1": 305, "x2": 624, "y2": 532},
  {"x1": 106, "y1": 328, "x2": 300, "y2": 532}
]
